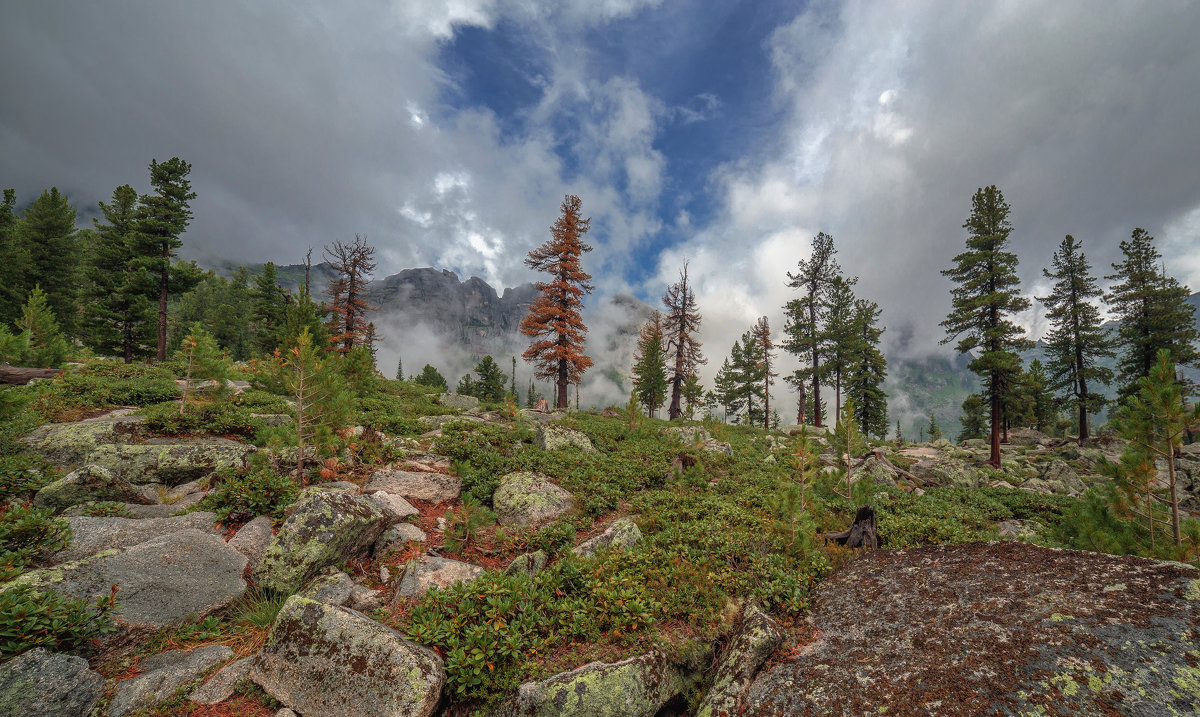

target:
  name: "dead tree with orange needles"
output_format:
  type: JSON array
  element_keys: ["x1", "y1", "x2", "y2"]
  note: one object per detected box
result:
[
  {"x1": 324, "y1": 234, "x2": 377, "y2": 355},
  {"x1": 519, "y1": 195, "x2": 594, "y2": 409},
  {"x1": 663, "y1": 263, "x2": 706, "y2": 420}
]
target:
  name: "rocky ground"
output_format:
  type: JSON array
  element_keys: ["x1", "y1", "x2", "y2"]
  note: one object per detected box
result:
[{"x1": 2, "y1": 377, "x2": 1199, "y2": 716}]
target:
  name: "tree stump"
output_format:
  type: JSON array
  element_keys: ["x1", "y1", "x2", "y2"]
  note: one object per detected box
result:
[{"x1": 823, "y1": 505, "x2": 879, "y2": 549}]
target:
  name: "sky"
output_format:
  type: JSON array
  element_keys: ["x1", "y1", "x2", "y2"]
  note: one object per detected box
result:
[{"x1": 4, "y1": 0, "x2": 1200, "y2": 399}]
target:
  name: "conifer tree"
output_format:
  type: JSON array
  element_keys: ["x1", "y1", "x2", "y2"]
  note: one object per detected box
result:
[
  {"x1": 751, "y1": 316, "x2": 777, "y2": 429},
  {"x1": 1105, "y1": 228, "x2": 1199, "y2": 399},
  {"x1": 470, "y1": 356, "x2": 507, "y2": 402},
  {"x1": 267, "y1": 328, "x2": 353, "y2": 479},
  {"x1": 83, "y1": 184, "x2": 155, "y2": 362},
  {"x1": 958, "y1": 393, "x2": 987, "y2": 442},
  {"x1": 713, "y1": 357, "x2": 739, "y2": 423},
  {"x1": 0, "y1": 189, "x2": 26, "y2": 324},
  {"x1": 822, "y1": 276, "x2": 857, "y2": 422},
  {"x1": 1038, "y1": 235, "x2": 1114, "y2": 441},
  {"x1": 510, "y1": 356, "x2": 517, "y2": 399},
  {"x1": 681, "y1": 373, "x2": 705, "y2": 420},
  {"x1": 13, "y1": 287, "x2": 71, "y2": 368},
  {"x1": 844, "y1": 298, "x2": 888, "y2": 438},
  {"x1": 415, "y1": 364, "x2": 448, "y2": 391},
  {"x1": 177, "y1": 322, "x2": 230, "y2": 412},
  {"x1": 19, "y1": 188, "x2": 80, "y2": 335},
  {"x1": 784, "y1": 232, "x2": 842, "y2": 428},
  {"x1": 831, "y1": 401, "x2": 866, "y2": 500},
  {"x1": 520, "y1": 195, "x2": 594, "y2": 409},
  {"x1": 281, "y1": 280, "x2": 329, "y2": 351},
  {"x1": 895, "y1": 420, "x2": 904, "y2": 445},
  {"x1": 324, "y1": 235, "x2": 377, "y2": 355},
  {"x1": 632, "y1": 312, "x2": 668, "y2": 418},
  {"x1": 1024, "y1": 359, "x2": 1057, "y2": 433},
  {"x1": 138, "y1": 158, "x2": 196, "y2": 361},
  {"x1": 940, "y1": 185, "x2": 1032, "y2": 466},
  {"x1": 662, "y1": 264, "x2": 705, "y2": 420},
  {"x1": 252, "y1": 262, "x2": 289, "y2": 355},
  {"x1": 731, "y1": 331, "x2": 766, "y2": 425},
  {"x1": 396, "y1": 356, "x2": 404, "y2": 381},
  {"x1": 927, "y1": 414, "x2": 943, "y2": 442}
]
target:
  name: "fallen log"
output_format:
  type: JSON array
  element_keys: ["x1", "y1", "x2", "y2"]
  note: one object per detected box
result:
[
  {"x1": 822, "y1": 505, "x2": 879, "y2": 549},
  {"x1": 872, "y1": 449, "x2": 938, "y2": 487},
  {"x1": 0, "y1": 364, "x2": 62, "y2": 386}
]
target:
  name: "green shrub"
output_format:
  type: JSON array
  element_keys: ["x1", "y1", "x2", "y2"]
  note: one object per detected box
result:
[
  {"x1": 0, "y1": 504, "x2": 71, "y2": 581},
  {"x1": 141, "y1": 400, "x2": 262, "y2": 438},
  {"x1": 198, "y1": 462, "x2": 298, "y2": 525},
  {"x1": 0, "y1": 583, "x2": 119, "y2": 659},
  {"x1": 0, "y1": 453, "x2": 57, "y2": 503},
  {"x1": 33, "y1": 361, "x2": 180, "y2": 416},
  {"x1": 80, "y1": 501, "x2": 129, "y2": 517},
  {"x1": 444, "y1": 497, "x2": 495, "y2": 554}
]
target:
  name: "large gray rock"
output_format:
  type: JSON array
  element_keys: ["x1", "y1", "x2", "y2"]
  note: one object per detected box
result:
[
  {"x1": 703, "y1": 440, "x2": 734, "y2": 457},
  {"x1": 1022, "y1": 459, "x2": 1086, "y2": 496},
  {"x1": 255, "y1": 490, "x2": 394, "y2": 594},
  {"x1": 394, "y1": 556, "x2": 485, "y2": 600},
  {"x1": 8, "y1": 530, "x2": 247, "y2": 632},
  {"x1": 859, "y1": 455, "x2": 898, "y2": 487},
  {"x1": 572, "y1": 518, "x2": 642, "y2": 557},
  {"x1": 33, "y1": 465, "x2": 152, "y2": 511},
  {"x1": 0, "y1": 648, "x2": 104, "y2": 717},
  {"x1": 661, "y1": 426, "x2": 711, "y2": 444},
  {"x1": 21, "y1": 414, "x2": 145, "y2": 466},
  {"x1": 493, "y1": 472, "x2": 574, "y2": 527},
  {"x1": 418, "y1": 414, "x2": 485, "y2": 430},
  {"x1": 110, "y1": 645, "x2": 233, "y2": 717},
  {"x1": 911, "y1": 456, "x2": 982, "y2": 488},
  {"x1": 251, "y1": 596, "x2": 444, "y2": 717},
  {"x1": 535, "y1": 424, "x2": 596, "y2": 452},
  {"x1": 374, "y1": 523, "x2": 428, "y2": 557},
  {"x1": 190, "y1": 656, "x2": 254, "y2": 705},
  {"x1": 366, "y1": 468, "x2": 461, "y2": 504},
  {"x1": 696, "y1": 604, "x2": 783, "y2": 717},
  {"x1": 505, "y1": 550, "x2": 548, "y2": 578},
  {"x1": 228, "y1": 515, "x2": 274, "y2": 572},
  {"x1": 492, "y1": 652, "x2": 684, "y2": 717},
  {"x1": 437, "y1": 393, "x2": 480, "y2": 411},
  {"x1": 53, "y1": 511, "x2": 222, "y2": 563}
]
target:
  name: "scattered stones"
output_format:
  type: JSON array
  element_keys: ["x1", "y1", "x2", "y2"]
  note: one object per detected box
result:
[
  {"x1": 572, "y1": 517, "x2": 642, "y2": 557},
  {"x1": 0, "y1": 647, "x2": 104, "y2": 717},
  {"x1": 493, "y1": 472, "x2": 574, "y2": 527},
  {"x1": 535, "y1": 424, "x2": 596, "y2": 452},
  {"x1": 189, "y1": 656, "x2": 254, "y2": 705},
  {"x1": 228, "y1": 515, "x2": 274, "y2": 572},
  {"x1": 110, "y1": 645, "x2": 233, "y2": 717},
  {"x1": 32, "y1": 464, "x2": 152, "y2": 511},
  {"x1": 696, "y1": 604, "x2": 783, "y2": 717},
  {"x1": 505, "y1": 550, "x2": 548, "y2": 578},
  {"x1": 366, "y1": 468, "x2": 461, "y2": 504},
  {"x1": 491, "y1": 651, "x2": 684, "y2": 717},
  {"x1": 11, "y1": 530, "x2": 247, "y2": 632},
  {"x1": 437, "y1": 393, "x2": 480, "y2": 411},
  {"x1": 251, "y1": 596, "x2": 445, "y2": 717},
  {"x1": 394, "y1": 556, "x2": 485, "y2": 600},
  {"x1": 255, "y1": 489, "x2": 394, "y2": 594},
  {"x1": 53, "y1": 512, "x2": 222, "y2": 563},
  {"x1": 662, "y1": 426, "x2": 711, "y2": 444}
]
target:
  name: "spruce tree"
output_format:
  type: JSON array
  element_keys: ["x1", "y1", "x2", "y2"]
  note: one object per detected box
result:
[
  {"x1": 252, "y1": 262, "x2": 289, "y2": 355},
  {"x1": 415, "y1": 364, "x2": 448, "y2": 391},
  {"x1": 1105, "y1": 228, "x2": 1199, "y2": 399},
  {"x1": 19, "y1": 188, "x2": 80, "y2": 335},
  {"x1": 751, "y1": 316, "x2": 777, "y2": 429},
  {"x1": 784, "y1": 232, "x2": 842, "y2": 428},
  {"x1": 927, "y1": 414, "x2": 943, "y2": 442},
  {"x1": 632, "y1": 312, "x2": 668, "y2": 418},
  {"x1": 1038, "y1": 235, "x2": 1114, "y2": 441},
  {"x1": 958, "y1": 393, "x2": 988, "y2": 442},
  {"x1": 14, "y1": 287, "x2": 71, "y2": 368},
  {"x1": 821, "y1": 276, "x2": 857, "y2": 422},
  {"x1": 471, "y1": 356, "x2": 507, "y2": 402},
  {"x1": 520, "y1": 195, "x2": 594, "y2": 409},
  {"x1": 267, "y1": 328, "x2": 353, "y2": 479},
  {"x1": 681, "y1": 373, "x2": 705, "y2": 420},
  {"x1": 137, "y1": 158, "x2": 196, "y2": 361},
  {"x1": 940, "y1": 185, "x2": 1032, "y2": 466},
  {"x1": 713, "y1": 357, "x2": 739, "y2": 423},
  {"x1": 662, "y1": 264, "x2": 705, "y2": 420},
  {"x1": 845, "y1": 298, "x2": 888, "y2": 438},
  {"x1": 1024, "y1": 359, "x2": 1057, "y2": 433},
  {"x1": 396, "y1": 356, "x2": 404, "y2": 381},
  {"x1": 83, "y1": 184, "x2": 155, "y2": 362},
  {"x1": 732, "y1": 331, "x2": 766, "y2": 426},
  {"x1": 0, "y1": 189, "x2": 30, "y2": 324}
]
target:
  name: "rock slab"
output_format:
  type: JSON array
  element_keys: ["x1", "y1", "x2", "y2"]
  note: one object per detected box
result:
[
  {"x1": 492, "y1": 651, "x2": 683, "y2": 717},
  {"x1": 366, "y1": 468, "x2": 461, "y2": 504},
  {"x1": 0, "y1": 648, "x2": 103, "y2": 717},
  {"x1": 535, "y1": 424, "x2": 596, "y2": 452},
  {"x1": 394, "y1": 556, "x2": 485, "y2": 599},
  {"x1": 110, "y1": 645, "x2": 233, "y2": 717},
  {"x1": 33, "y1": 464, "x2": 151, "y2": 511},
  {"x1": 54, "y1": 511, "x2": 222, "y2": 563},
  {"x1": 572, "y1": 517, "x2": 642, "y2": 557},
  {"x1": 251, "y1": 596, "x2": 444, "y2": 717},
  {"x1": 493, "y1": 472, "x2": 574, "y2": 527},
  {"x1": 228, "y1": 515, "x2": 274, "y2": 571},
  {"x1": 189, "y1": 656, "x2": 254, "y2": 705},
  {"x1": 696, "y1": 604, "x2": 783, "y2": 717}
]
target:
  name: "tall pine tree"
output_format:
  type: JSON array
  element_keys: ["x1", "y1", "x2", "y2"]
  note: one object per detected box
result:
[
  {"x1": 252, "y1": 262, "x2": 289, "y2": 355},
  {"x1": 751, "y1": 316, "x2": 777, "y2": 429},
  {"x1": 1105, "y1": 228, "x2": 1199, "y2": 399},
  {"x1": 632, "y1": 311, "x2": 668, "y2": 418},
  {"x1": 821, "y1": 275, "x2": 857, "y2": 423},
  {"x1": 138, "y1": 158, "x2": 196, "y2": 361},
  {"x1": 662, "y1": 264, "x2": 705, "y2": 420},
  {"x1": 19, "y1": 188, "x2": 80, "y2": 335},
  {"x1": 1038, "y1": 235, "x2": 1113, "y2": 441},
  {"x1": 0, "y1": 189, "x2": 30, "y2": 324},
  {"x1": 519, "y1": 195, "x2": 594, "y2": 409},
  {"x1": 83, "y1": 184, "x2": 155, "y2": 362},
  {"x1": 940, "y1": 185, "x2": 1032, "y2": 466},
  {"x1": 784, "y1": 232, "x2": 842, "y2": 428},
  {"x1": 845, "y1": 298, "x2": 888, "y2": 438}
]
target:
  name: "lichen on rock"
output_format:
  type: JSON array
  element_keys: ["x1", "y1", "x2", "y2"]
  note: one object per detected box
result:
[{"x1": 493, "y1": 471, "x2": 574, "y2": 527}]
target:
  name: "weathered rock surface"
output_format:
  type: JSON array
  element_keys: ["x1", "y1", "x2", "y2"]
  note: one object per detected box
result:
[
  {"x1": 32, "y1": 464, "x2": 151, "y2": 511},
  {"x1": 366, "y1": 468, "x2": 461, "y2": 503},
  {"x1": 493, "y1": 472, "x2": 574, "y2": 527},
  {"x1": 437, "y1": 393, "x2": 480, "y2": 411},
  {"x1": 298, "y1": 570, "x2": 357, "y2": 606},
  {"x1": 505, "y1": 550, "x2": 548, "y2": 578},
  {"x1": 1021, "y1": 459, "x2": 1086, "y2": 496},
  {"x1": 255, "y1": 490, "x2": 394, "y2": 594},
  {"x1": 418, "y1": 414, "x2": 485, "y2": 429},
  {"x1": 190, "y1": 656, "x2": 254, "y2": 705},
  {"x1": 744, "y1": 541, "x2": 1200, "y2": 716},
  {"x1": 535, "y1": 424, "x2": 596, "y2": 452},
  {"x1": 696, "y1": 604, "x2": 783, "y2": 717},
  {"x1": 21, "y1": 414, "x2": 144, "y2": 466},
  {"x1": 251, "y1": 596, "x2": 444, "y2": 717},
  {"x1": 662, "y1": 426, "x2": 711, "y2": 444},
  {"x1": 491, "y1": 651, "x2": 684, "y2": 717},
  {"x1": 910, "y1": 455, "x2": 982, "y2": 488},
  {"x1": 53, "y1": 512, "x2": 222, "y2": 563},
  {"x1": 572, "y1": 517, "x2": 642, "y2": 557},
  {"x1": 228, "y1": 515, "x2": 274, "y2": 571},
  {"x1": 110, "y1": 645, "x2": 233, "y2": 717},
  {"x1": 0, "y1": 648, "x2": 104, "y2": 717},
  {"x1": 703, "y1": 440, "x2": 734, "y2": 457},
  {"x1": 858, "y1": 455, "x2": 897, "y2": 487},
  {"x1": 11, "y1": 530, "x2": 246, "y2": 632},
  {"x1": 375, "y1": 523, "x2": 428, "y2": 556},
  {"x1": 394, "y1": 556, "x2": 485, "y2": 599},
  {"x1": 364, "y1": 491, "x2": 420, "y2": 520}
]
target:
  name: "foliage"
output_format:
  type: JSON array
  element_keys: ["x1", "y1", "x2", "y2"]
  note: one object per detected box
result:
[
  {"x1": 11, "y1": 188, "x2": 80, "y2": 335},
  {"x1": 251, "y1": 261, "x2": 289, "y2": 355},
  {"x1": 632, "y1": 311, "x2": 668, "y2": 419},
  {"x1": 10, "y1": 287, "x2": 72, "y2": 368},
  {"x1": 940, "y1": 185, "x2": 1032, "y2": 465},
  {"x1": 783, "y1": 231, "x2": 843, "y2": 427},
  {"x1": 0, "y1": 583, "x2": 119, "y2": 660},
  {"x1": 198, "y1": 459, "x2": 299, "y2": 525},
  {"x1": 457, "y1": 355, "x2": 508, "y2": 403},
  {"x1": 444, "y1": 496, "x2": 496, "y2": 554},
  {"x1": 958, "y1": 393, "x2": 987, "y2": 442},
  {"x1": 235, "y1": 586, "x2": 290, "y2": 631},
  {"x1": 414, "y1": 363, "x2": 449, "y2": 391},
  {"x1": 845, "y1": 298, "x2": 889, "y2": 438},
  {"x1": 0, "y1": 503, "x2": 71, "y2": 582},
  {"x1": 520, "y1": 195, "x2": 594, "y2": 409},
  {"x1": 34, "y1": 360, "x2": 180, "y2": 416},
  {"x1": 662, "y1": 264, "x2": 705, "y2": 420},
  {"x1": 138, "y1": 157, "x2": 198, "y2": 361},
  {"x1": 141, "y1": 400, "x2": 263, "y2": 439},
  {"x1": 177, "y1": 322, "x2": 232, "y2": 410}
]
